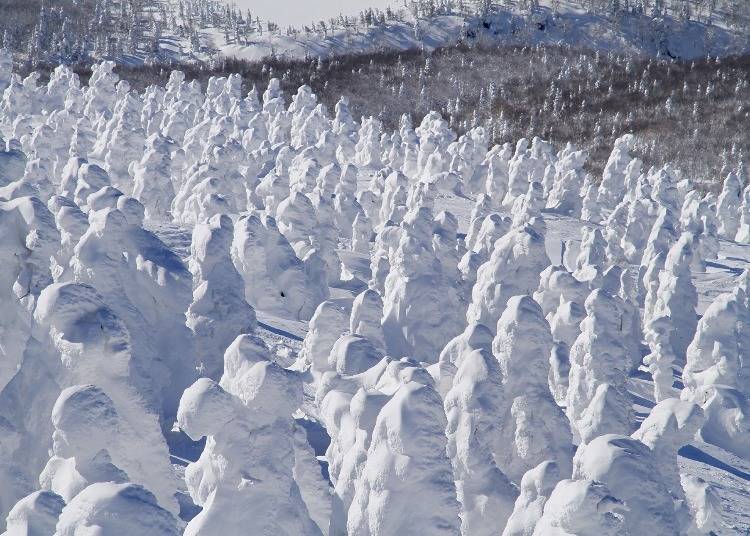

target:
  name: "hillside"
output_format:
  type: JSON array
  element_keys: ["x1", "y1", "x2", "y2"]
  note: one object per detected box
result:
[
  {"x1": 206, "y1": 1, "x2": 750, "y2": 62},
  {"x1": 3, "y1": 0, "x2": 750, "y2": 66},
  {"x1": 1, "y1": 55, "x2": 750, "y2": 533}
]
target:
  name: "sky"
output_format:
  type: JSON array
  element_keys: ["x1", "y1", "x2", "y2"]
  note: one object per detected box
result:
[{"x1": 232, "y1": 0, "x2": 400, "y2": 28}]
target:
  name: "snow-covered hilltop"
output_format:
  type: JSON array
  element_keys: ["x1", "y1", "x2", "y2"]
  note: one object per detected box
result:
[
  {"x1": 211, "y1": 0, "x2": 750, "y2": 63},
  {"x1": 4, "y1": 0, "x2": 750, "y2": 67},
  {"x1": 1, "y1": 43, "x2": 750, "y2": 534}
]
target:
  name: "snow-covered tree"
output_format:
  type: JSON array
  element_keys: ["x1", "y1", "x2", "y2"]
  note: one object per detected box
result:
[
  {"x1": 187, "y1": 214, "x2": 257, "y2": 381},
  {"x1": 492, "y1": 295, "x2": 574, "y2": 482},
  {"x1": 573, "y1": 434, "x2": 683, "y2": 535},
  {"x1": 566, "y1": 288, "x2": 634, "y2": 443},
  {"x1": 651, "y1": 232, "x2": 699, "y2": 361},
  {"x1": 381, "y1": 207, "x2": 462, "y2": 361},
  {"x1": 444, "y1": 343, "x2": 519, "y2": 534},
  {"x1": 467, "y1": 224, "x2": 550, "y2": 331},
  {"x1": 177, "y1": 337, "x2": 320, "y2": 535},
  {"x1": 347, "y1": 381, "x2": 461, "y2": 535}
]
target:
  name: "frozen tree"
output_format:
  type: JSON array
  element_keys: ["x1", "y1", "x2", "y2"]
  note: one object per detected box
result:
[
  {"x1": 232, "y1": 213, "x2": 329, "y2": 321},
  {"x1": 39, "y1": 384, "x2": 179, "y2": 515},
  {"x1": 602, "y1": 201, "x2": 629, "y2": 267},
  {"x1": 597, "y1": 134, "x2": 635, "y2": 210},
  {"x1": 430, "y1": 322, "x2": 494, "y2": 398},
  {"x1": 327, "y1": 334, "x2": 383, "y2": 378},
  {"x1": 187, "y1": 214, "x2": 257, "y2": 381},
  {"x1": 297, "y1": 300, "x2": 350, "y2": 378},
  {"x1": 534, "y1": 266, "x2": 587, "y2": 345},
  {"x1": 0, "y1": 279, "x2": 176, "y2": 526},
  {"x1": 681, "y1": 288, "x2": 750, "y2": 459},
  {"x1": 350, "y1": 289, "x2": 386, "y2": 353},
  {"x1": 177, "y1": 337, "x2": 320, "y2": 535},
  {"x1": 643, "y1": 316, "x2": 678, "y2": 402},
  {"x1": 484, "y1": 143, "x2": 511, "y2": 201},
  {"x1": 736, "y1": 181, "x2": 750, "y2": 243},
  {"x1": 511, "y1": 181, "x2": 544, "y2": 228},
  {"x1": 444, "y1": 344, "x2": 519, "y2": 534},
  {"x1": 378, "y1": 170, "x2": 409, "y2": 229},
  {"x1": 101, "y1": 95, "x2": 145, "y2": 191},
  {"x1": 3, "y1": 490, "x2": 64, "y2": 536},
  {"x1": 333, "y1": 184, "x2": 361, "y2": 241},
  {"x1": 546, "y1": 148, "x2": 587, "y2": 216},
  {"x1": 321, "y1": 385, "x2": 388, "y2": 533},
  {"x1": 503, "y1": 139, "x2": 534, "y2": 207},
  {"x1": 632, "y1": 398, "x2": 705, "y2": 512},
  {"x1": 54, "y1": 482, "x2": 180, "y2": 536},
  {"x1": 651, "y1": 232, "x2": 698, "y2": 361},
  {"x1": 579, "y1": 183, "x2": 602, "y2": 224},
  {"x1": 73, "y1": 163, "x2": 110, "y2": 208},
  {"x1": 382, "y1": 207, "x2": 462, "y2": 361},
  {"x1": 352, "y1": 209, "x2": 371, "y2": 253},
  {"x1": 70, "y1": 208, "x2": 195, "y2": 420},
  {"x1": 465, "y1": 194, "x2": 493, "y2": 251},
  {"x1": 566, "y1": 288, "x2": 634, "y2": 443},
  {"x1": 682, "y1": 476, "x2": 722, "y2": 535},
  {"x1": 572, "y1": 227, "x2": 607, "y2": 285},
  {"x1": 642, "y1": 250, "x2": 667, "y2": 327},
  {"x1": 502, "y1": 461, "x2": 561, "y2": 536},
  {"x1": 347, "y1": 381, "x2": 461, "y2": 535},
  {"x1": 716, "y1": 171, "x2": 742, "y2": 239},
  {"x1": 548, "y1": 341, "x2": 572, "y2": 407},
  {"x1": 692, "y1": 384, "x2": 750, "y2": 462},
  {"x1": 621, "y1": 193, "x2": 657, "y2": 264},
  {"x1": 492, "y1": 296, "x2": 574, "y2": 482},
  {"x1": 681, "y1": 195, "x2": 719, "y2": 272},
  {"x1": 531, "y1": 478, "x2": 625, "y2": 536},
  {"x1": 276, "y1": 189, "x2": 341, "y2": 282},
  {"x1": 683, "y1": 288, "x2": 750, "y2": 397},
  {"x1": 131, "y1": 133, "x2": 174, "y2": 220},
  {"x1": 460, "y1": 213, "x2": 510, "y2": 293},
  {"x1": 0, "y1": 196, "x2": 59, "y2": 393},
  {"x1": 573, "y1": 434, "x2": 682, "y2": 535},
  {"x1": 467, "y1": 224, "x2": 550, "y2": 331},
  {"x1": 466, "y1": 214, "x2": 512, "y2": 273},
  {"x1": 368, "y1": 223, "x2": 399, "y2": 294},
  {"x1": 640, "y1": 207, "x2": 678, "y2": 293}
]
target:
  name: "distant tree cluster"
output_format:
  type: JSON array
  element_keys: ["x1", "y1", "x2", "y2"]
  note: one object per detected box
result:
[
  {"x1": 0, "y1": 0, "x2": 237, "y2": 64},
  {"x1": 410, "y1": 0, "x2": 750, "y2": 26},
  {"x1": 1, "y1": 0, "x2": 149, "y2": 64},
  {"x1": 0, "y1": 0, "x2": 408, "y2": 64}
]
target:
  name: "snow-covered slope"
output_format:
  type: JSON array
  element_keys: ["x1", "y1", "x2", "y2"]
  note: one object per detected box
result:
[
  {"x1": 230, "y1": 0, "x2": 399, "y2": 29},
  {"x1": 2, "y1": 51, "x2": 750, "y2": 534},
  {"x1": 192, "y1": 1, "x2": 750, "y2": 62},
  {"x1": 8, "y1": 0, "x2": 750, "y2": 68}
]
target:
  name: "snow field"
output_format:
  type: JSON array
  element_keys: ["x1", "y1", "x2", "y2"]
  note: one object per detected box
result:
[{"x1": 0, "y1": 48, "x2": 750, "y2": 534}]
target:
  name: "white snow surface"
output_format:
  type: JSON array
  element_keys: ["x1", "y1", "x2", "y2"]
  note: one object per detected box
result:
[
  {"x1": 2, "y1": 52, "x2": 750, "y2": 535},
  {"x1": 231, "y1": 0, "x2": 399, "y2": 29}
]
